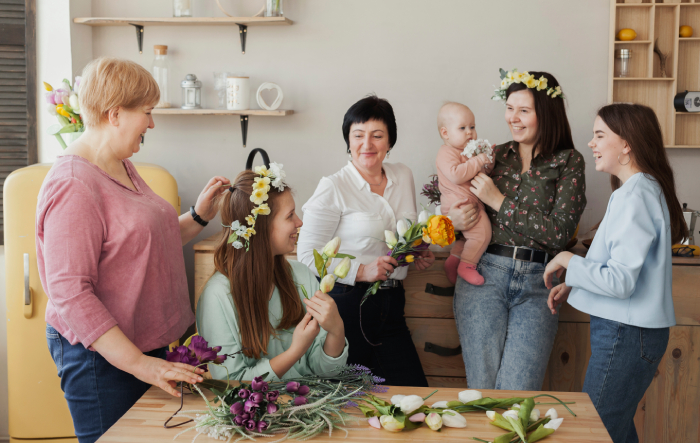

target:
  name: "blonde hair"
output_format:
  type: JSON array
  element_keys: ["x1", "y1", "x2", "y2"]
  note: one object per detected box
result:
[
  {"x1": 437, "y1": 101, "x2": 472, "y2": 133},
  {"x1": 79, "y1": 57, "x2": 160, "y2": 127}
]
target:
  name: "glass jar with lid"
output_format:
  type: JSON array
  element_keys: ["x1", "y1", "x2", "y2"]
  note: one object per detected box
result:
[
  {"x1": 615, "y1": 49, "x2": 632, "y2": 78},
  {"x1": 152, "y1": 45, "x2": 171, "y2": 108}
]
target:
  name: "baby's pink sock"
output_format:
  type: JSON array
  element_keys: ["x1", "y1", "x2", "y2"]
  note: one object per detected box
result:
[
  {"x1": 445, "y1": 255, "x2": 460, "y2": 285},
  {"x1": 458, "y1": 262, "x2": 485, "y2": 286}
]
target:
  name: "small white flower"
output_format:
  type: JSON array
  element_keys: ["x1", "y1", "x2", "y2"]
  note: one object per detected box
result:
[
  {"x1": 485, "y1": 411, "x2": 496, "y2": 421},
  {"x1": 399, "y1": 395, "x2": 424, "y2": 414},
  {"x1": 545, "y1": 408, "x2": 558, "y2": 420},
  {"x1": 269, "y1": 162, "x2": 286, "y2": 191},
  {"x1": 530, "y1": 408, "x2": 540, "y2": 422},
  {"x1": 502, "y1": 410, "x2": 519, "y2": 420},
  {"x1": 425, "y1": 412, "x2": 442, "y2": 431},
  {"x1": 544, "y1": 417, "x2": 563, "y2": 430},
  {"x1": 512, "y1": 403, "x2": 520, "y2": 409},
  {"x1": 441, "y1": 409, "x2": 467, "y2": 428},
  {"x1": 431, "y1": 400, "x2": 448, "y2": 408},
  {"x1": 458, "y1": 390, "x2": 483, "y2": 404},
  {"x1": 232, "y1": 241, "x2": 243, "y2": 249},
  {"x1": 390, "y1": 395, "x2": 405, "y2": 405},
  {"x1": 418, "y1": 210, "x2": 431, "y2": 224}
]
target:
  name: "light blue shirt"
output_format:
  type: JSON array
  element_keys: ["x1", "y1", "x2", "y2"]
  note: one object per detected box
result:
[{"x1": 567, "y1": 173, "x2": 675, "y2": 328}]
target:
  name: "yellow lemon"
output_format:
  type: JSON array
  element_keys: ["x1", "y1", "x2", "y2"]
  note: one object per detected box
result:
[
  {"x1": 680, "y1": 25, "x2": 693, "y2": 38},
  {"x1": 617, "y1": 28, "x2": 637, "y2": 41}
]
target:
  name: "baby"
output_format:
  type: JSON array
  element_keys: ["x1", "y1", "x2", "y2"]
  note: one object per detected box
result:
[{"x1": 435, "y1": 102, "x2": 493, "y2": 285}]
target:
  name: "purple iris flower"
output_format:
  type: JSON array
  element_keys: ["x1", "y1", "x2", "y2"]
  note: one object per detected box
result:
[
  {"x1": 244, "y1": 400, "x2": 257, "y2": 413},
  {"x1": 293, "y1": 396, "x2": 308, "y2": 406},
  {"x1": 297, "y1": 385, "x2": 310, "y2": 396},
  {"x1": 238, "y1": 388, "x2": 250, "y2": 399},
  {"x1": 230, "y1": 402, "x2": 244, "y2": 415},
  {"x1": 267, "y1": 403, "x2": 278, "y2": 414},
  {"x1": 257, "y1": 421, "x2": 268, "y2": 432},
  {"x1": 233, "y1": 415, "x2": 245, "y2": 426},
  {"x1": 266, "y1": 390, "x2": 279, "y2": 402},
  {"x1": 250, "y1": 392, "x2": 264, "y2": 404},
  {"x1": 286, "y1": 381, "x2": 300, "y2": 392},
  {"x1": 245, "y1": 420, "x2": 257, "y2": 431}
]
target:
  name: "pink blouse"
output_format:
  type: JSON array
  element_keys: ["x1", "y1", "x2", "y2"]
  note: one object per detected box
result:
[{"x1": 36, "y1": 155, "x2": 194, "y2": 351}]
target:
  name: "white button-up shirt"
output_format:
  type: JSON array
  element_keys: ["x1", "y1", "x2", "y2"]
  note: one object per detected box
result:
[{"x1": 298, "y1": 161, "x2": 417, "y2": 285}]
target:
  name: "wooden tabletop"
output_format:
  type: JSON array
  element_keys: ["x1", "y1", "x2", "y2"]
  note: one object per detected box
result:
[{"x1": 98, "y1": 385, "x2": 612, "y2": 442}]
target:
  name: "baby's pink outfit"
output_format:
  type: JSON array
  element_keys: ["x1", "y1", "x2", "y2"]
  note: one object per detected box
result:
[{"x1": 436, "y1": 144, "x2": 493, "y2": 283}]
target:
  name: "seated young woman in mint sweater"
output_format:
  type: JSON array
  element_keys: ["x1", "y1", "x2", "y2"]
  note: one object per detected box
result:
[
  {"x1": 196, "y1": 167, "x2": 348, "y2": 381},
  {"x1": 543, "y1": 103, "x2": 688, "y2": 443}
]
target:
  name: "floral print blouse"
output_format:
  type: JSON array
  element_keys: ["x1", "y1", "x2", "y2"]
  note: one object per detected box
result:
[{"x1": 486, "y1": 141, "x2": 587, "y2": 256}]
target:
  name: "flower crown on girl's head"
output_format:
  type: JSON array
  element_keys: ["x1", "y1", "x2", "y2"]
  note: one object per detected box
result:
[
  {"x1": 492, "y1": 68, "x2": 564, "y2": 103},
  {"x1": 223, "y1": 162, "x2": 287, "y2": 251}
]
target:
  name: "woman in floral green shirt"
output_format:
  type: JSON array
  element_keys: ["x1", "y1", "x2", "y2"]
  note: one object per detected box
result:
[{"x1": 452, "y1": 70, "x2": 586, "y2": 390}]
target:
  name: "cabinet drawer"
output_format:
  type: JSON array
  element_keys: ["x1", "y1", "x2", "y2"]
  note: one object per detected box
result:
[
  {"x1": 404, "y1": 261, "x2": 455, "y2": 318},
  {"x1": 406, "y1": 317, "x2": 464, "y2": 378}
]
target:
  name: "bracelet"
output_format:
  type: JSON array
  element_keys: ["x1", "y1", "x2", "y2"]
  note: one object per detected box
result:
[{"x1": 190, "y1": 206, "x2": 209, "y2": 227}]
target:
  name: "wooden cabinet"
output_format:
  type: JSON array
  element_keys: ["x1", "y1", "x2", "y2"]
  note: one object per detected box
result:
[{"x1": 193, "y1": 236, "x2": 700, "y2": 442}]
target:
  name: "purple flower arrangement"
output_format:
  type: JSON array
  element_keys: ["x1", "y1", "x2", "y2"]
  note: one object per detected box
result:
[
  {"x1": 227, "y1": 376, "x2": 279, "y2": 433},
  {"x1": 420, "y1": 174, "x2": 441, "y2": 207},
  {"x1": 165, "y1": 335, "x2": 227, "y2": 372}
]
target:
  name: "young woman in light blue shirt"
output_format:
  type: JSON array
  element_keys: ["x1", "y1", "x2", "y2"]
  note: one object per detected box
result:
[{"x1": 543, "y1": 103, "x2": 688, "y2": 443}]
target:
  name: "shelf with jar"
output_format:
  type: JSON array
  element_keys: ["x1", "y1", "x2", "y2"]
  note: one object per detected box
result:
[{"x1": 610, "y1": 1, "x2": 700, "y2": 149}]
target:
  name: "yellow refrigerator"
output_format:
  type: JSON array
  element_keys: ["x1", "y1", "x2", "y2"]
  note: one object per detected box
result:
[{"x1": 3, "y1": 162, "x2": 180, "y2": 442}]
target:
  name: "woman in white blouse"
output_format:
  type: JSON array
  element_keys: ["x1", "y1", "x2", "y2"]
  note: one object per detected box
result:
[{"x1": 298, "y1": 95, "x2": 479, "y2": 386}]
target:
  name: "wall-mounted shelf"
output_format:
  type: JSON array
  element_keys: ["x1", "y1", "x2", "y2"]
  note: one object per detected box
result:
[
  {"x1": 151, "y1": 108, "x2": 294, "y2": 147},
  {"x1": 609, "y1": 1, "x2": 700, "y2": 148},
  {"x1": 73, "y1": 16, "x2": 293, "y2": 54}
]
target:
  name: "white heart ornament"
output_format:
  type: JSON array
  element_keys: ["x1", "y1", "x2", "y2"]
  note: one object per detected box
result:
[{"x1": 256, "y1": 82, "x2": 284, "y2": 110}]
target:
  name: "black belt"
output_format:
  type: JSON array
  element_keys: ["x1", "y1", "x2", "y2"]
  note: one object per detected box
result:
[{"x1": 486, "y1": 244, "x2": 552, "y2": 264}]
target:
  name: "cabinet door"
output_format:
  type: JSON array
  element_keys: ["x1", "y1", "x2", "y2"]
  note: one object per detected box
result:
[
  {"x1": 542, "y1": 322, "x2": 591, "y2": 392},
  {"x1": 403, "y1": 260, "x2": 454, "y2": 318},
  {"x1": 406, "y1": 318, "x2": 465, "y2": 378}
]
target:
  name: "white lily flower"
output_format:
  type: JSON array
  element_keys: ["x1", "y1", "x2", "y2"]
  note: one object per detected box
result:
[
  {"x1": 399, "y1": 395, "x2": 424, "y2": 414},
  {"x1": 379, "y1": 415, "x2": 404, "y2": 432},
  {"x1": 441, "y1": 409, "x2": 467, "y2": 428},
  {"x1": 458, "y1": 390, "x2": 483, "y2": 403},
  {"x1": 431, "y1": 400, "x2": 448, "y2": 408},
  {"x1": 396, "y1": 219, "x2": 409, "y2": 238},
  {"x1": 530, "y1": 408, "x2": 540, "y2": 422},
  {"x1": 384, "y1": 230, "x2": 398, "y2": 248},
  {"x1": 485, "y1": 411, "x2": 496, "y2": 421},
  {"x1": 425, "y1": 412, "x2": 442, "y2": 431},
  {"x1": 418, "y1": 209, "x2": 431, "y2": 224},
  {"x1": 390, "y1": 395, "x2": 406, "y2": 406},
  {"x1": 545, "y1": 408, "x2": 558, "y2": 420},
  {"x1": 544, "y1": 417, "x2": 563, "y2": 430},
  {"x1": 502, "y1": 410, "x2": 519, "y2": 420}
]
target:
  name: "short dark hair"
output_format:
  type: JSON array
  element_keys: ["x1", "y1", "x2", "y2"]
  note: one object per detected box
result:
[
  {"x1": 505, "y1": 71, "x2": 574, "y2": 158},
  {"x1": 342, "y1": 94, "x2": 397, "y2": 153}
]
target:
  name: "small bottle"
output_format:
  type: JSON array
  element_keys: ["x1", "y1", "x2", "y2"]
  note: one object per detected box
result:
[{"x1": 152, "y1": 45, "x2": 171, "y2": 108}]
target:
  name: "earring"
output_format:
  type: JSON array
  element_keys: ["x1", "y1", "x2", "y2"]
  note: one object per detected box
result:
[
  {"x1": 348, "y1": 152, "x2": 353, "y2": 161},
  {"x1": 386, "y1": 149, "x2": 391, "y2": 159},
  {"x1": 618, "y1": 153, "x2": 631, "y2": 166}
]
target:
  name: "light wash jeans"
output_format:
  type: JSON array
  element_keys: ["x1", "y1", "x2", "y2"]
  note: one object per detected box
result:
[
  {"x1": 453, "y1": 252, "x2": 559, "y2": 390},
  {"x1": 584, "y1": 315, "x2": 669, "y2": 443}
]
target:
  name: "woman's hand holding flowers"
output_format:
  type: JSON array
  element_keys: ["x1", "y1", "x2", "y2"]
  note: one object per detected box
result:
[
  {"x1": 131, "y1": 354, "x2": 204, "y2": 397},
  {"x1": 470, "y1": 173, "x2": 505, "y2": 211},
  {"x1": 547, "y1": 283, "x2": 572, "y2": 315},
  {"x1": 290, "y1": 312, "x2": 320, "y2": 357},
  {"x1": 413, "y1": 249, "x2": 435, "y2": 271},
  {"x1": 303, "y1": 291, "x2": 344, "y2": 337},
  {"x1": 357, "y1": 256, "x2": 399, "y2": 282}
]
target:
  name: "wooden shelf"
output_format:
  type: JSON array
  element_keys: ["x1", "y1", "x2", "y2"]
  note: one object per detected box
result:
[
  {"x1": 680, "y1": 37, "x2": 700, "y2": 41},
  {"x1": 73, "y1": 17, "x2": 293, "y2": 26},
  {"x1": 675, "y1": 111, "x2": 700, "y2": 115},
  {"x1": 151, "y1": 108, "x2": 293, "y2": 116},
  {"x1": 613, "y1": 77, "x2": 675, "y2": 80},
  {"x1": 616, "y1": 4, "x2": 654, "y2": 8},
  {"x1": 667, "y1": 145, "x2": 700, "y2": 149},
  {"x1": 614, "y1": 39, "x2": 652, "y2": 43}
]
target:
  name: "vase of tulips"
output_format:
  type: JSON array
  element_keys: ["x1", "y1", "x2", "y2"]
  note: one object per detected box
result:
[{"x1": 43, "y1": 77, "x2": 84, "y2": 149}]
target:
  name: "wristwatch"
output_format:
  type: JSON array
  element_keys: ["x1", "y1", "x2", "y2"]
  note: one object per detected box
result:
[{"x1": 190, "y1": 206, "x2": 209, "y2": 227}]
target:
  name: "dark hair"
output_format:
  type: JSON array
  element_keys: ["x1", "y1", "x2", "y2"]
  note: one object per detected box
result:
[
  {"x1": 212, "y1": 171, "x2": 304, "y2": 359},
  {"x1": 597, "y1": 103, "x2": 688, "y2": 244},
  {"x1": 342, "y1": 94, "x2": 397, "y2": 153},
  {"x1": 505, "y1": 71, "x2": 574, "y2": 158}
]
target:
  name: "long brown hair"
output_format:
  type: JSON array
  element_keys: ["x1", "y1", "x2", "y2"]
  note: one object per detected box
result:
[
  {"x1": 506, "y1": 71, "x2": 575, "y2": 158},
  {"x1": 597, "y1": 103, "x2": 688, "y2": 244},
  {"x1": 213, "y1": 170, "x2": 304, "y2": 359}
]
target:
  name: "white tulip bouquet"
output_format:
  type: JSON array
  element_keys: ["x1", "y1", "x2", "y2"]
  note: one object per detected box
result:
[{"x1": 299, "y1": 237, "x2": 355, "y2": 298}]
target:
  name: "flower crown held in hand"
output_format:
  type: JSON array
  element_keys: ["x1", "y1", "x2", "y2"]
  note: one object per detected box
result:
[
  {"x1": 223, "y1": 162, "x2": 287, "y2": 251},
  {"x1": 492, "y1": 68, "x2": 564, "y2": 103}
]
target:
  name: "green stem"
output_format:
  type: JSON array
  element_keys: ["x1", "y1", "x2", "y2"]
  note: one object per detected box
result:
[
  {"x1": 54, "y1": 133, "x2": 67, "y2": 149},
  {"x1": 535, "y1": 401, "x2": 576, "y2": 405},
  {"x1": 533, "y1": 394, "x2": 576, "y2": 417},
  {"x1": 422, "y1": 389, "x2": 438, "y2": 401},
  {"x1": 472, "y1": 439, "x2": 491, "y2": 443}
]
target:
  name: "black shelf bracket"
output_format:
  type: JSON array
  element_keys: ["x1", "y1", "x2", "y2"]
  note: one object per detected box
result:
[
  {"x1": 237, "y1": 24, "x2": 247, "y2": 54},
  {"x1": 240, "y1": 115, "x2": 249, "y2": 147},
  {"x1": 129, "y1": 23, "x2": 144, "y2": 54}
]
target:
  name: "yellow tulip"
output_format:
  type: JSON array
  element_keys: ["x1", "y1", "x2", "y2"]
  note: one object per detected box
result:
[
  {"x1": 43, "y1": 81, "x2": 53, "y2": 91},
  {"x1": 56, "y1": 106, "x2": 71, "y2": 118},
  {"x1": 405, "y1": 255, "x2": 415, "y2": 263}
]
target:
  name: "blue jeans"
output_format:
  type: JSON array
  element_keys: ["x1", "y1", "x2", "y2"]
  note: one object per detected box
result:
[
  {"x1": 327, "y1": 281, "x2": 428, "y2": 387},
  {"x1": 453, "y1": 252, "x2": 559, "y2": 390},
  {"x1": 584, "y1": 316, "x2": 669, "y2": 443},
  {"x1": 46, "y1": 324, "x2": 167, "y2": 443}
]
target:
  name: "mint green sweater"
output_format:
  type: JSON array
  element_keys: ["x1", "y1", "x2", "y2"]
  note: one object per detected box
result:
[{"x1": 196, "y1": 260, "x2": 348, "y2": 381}]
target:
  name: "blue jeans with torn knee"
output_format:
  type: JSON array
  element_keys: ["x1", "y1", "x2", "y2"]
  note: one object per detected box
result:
[{"x1": 453, "y1": 252, "x2": 559, "y2": 390}]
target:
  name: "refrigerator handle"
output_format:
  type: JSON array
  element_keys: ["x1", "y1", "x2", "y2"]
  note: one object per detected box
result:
[{"x1": 23, "y1": 253, "x2": 33, "y2": 319}]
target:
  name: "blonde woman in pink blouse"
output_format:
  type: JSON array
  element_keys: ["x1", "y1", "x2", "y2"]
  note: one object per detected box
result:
[{"x1": 36, "y1": 58, "x2": 228, "y2": 443}]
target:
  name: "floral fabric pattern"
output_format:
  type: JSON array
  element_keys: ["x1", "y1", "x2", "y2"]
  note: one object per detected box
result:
[{"x1": 487, "y1": 141, "x2": 587, "y2": 256}]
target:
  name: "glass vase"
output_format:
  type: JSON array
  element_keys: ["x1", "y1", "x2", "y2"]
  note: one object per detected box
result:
[{"x1": 264, "y1": 0, "x2": 283, "y2": 17}]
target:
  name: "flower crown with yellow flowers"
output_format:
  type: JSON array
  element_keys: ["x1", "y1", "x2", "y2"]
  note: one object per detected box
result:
[
  {"x1": 223, "y1": 162, "x2": 287, "y2": 250},
  {"x1": 492, "y1": 68, "x2": 564, "y2": 103}
]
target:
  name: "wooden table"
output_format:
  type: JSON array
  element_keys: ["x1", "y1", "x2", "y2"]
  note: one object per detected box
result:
[{"x1": 99, "y1": 385, "x2": 612, "y2": 442}]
